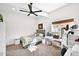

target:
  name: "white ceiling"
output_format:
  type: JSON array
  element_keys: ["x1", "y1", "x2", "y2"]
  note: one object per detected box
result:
[
  {"x1": 6, "y1": 3, "x2": 67, "y2": 12},
  {"x1": 34, "y1": 3, "x2": 67, "y2": 12},
  {"x1": 0, "y1": 3, "x2": 68, "y2": 17}
]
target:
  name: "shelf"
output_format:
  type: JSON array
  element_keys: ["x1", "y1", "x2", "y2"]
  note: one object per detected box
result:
[{"x1": 52, "y1": 18, "x2": 74, "y2": 24}]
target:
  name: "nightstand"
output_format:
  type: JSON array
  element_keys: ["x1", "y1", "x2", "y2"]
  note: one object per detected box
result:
[
  {"x1": 14, "y1": 39, "x2": 20, "y2": 45},
  {"x1": 42, "y1": 36, "x2": 53, "y2": 45}
]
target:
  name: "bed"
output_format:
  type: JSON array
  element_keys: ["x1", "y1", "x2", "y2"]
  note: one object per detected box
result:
[{"x1": 20, "y1": 33, "x2": 44, "y2": 48}]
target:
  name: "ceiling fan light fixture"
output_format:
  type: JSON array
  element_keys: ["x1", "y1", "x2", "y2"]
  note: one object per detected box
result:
[
  {"x1": 19, "y1": 3, "x2": 42, "y2": 16},
  {"x1": 12, "y1": 8, "x2": 15, "y2": 11}
]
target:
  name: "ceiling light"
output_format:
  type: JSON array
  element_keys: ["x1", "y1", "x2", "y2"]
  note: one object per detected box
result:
[{"x1": 12, "y1": 8, "x2": 15, "y2": 11}]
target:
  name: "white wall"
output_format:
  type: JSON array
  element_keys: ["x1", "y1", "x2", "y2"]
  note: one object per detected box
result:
[
  {"x1": 5, "y1": 13, "x2": 37, "y2": 45},
  {"x1": 37, "y1": 17, "x2": 52, "y2": 34},
  {"x1": 0, "y1": 3, "x2": 37, "y2": 55},
  {"x1": 0, "y1": 22, "x2": 5, "y2": 56},
  {"x1": 0, "y1": 10, "x2": 37, "y2": 45},
  {"x1": 37, "y1": 3, "x2": 79, "y2": 33}
]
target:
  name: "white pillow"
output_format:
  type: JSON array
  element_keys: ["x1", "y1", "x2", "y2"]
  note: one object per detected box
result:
[{"x1": 39, "y1": 33, "x2": 43, "y2": 37}]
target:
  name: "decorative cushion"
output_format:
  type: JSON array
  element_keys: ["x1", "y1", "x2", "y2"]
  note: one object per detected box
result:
[
  {"x1": 53, "y1": 35, "x2": 59, "y2": 39},
  {"x1": 39, "y1": 33, "x2": 43, "y2": 37}
]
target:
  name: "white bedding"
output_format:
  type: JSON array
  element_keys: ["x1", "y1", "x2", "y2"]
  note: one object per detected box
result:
[
  {"x1": 20, "y1": 36, "x2": 33, "y2": 47},
  {"x1": 20, "y1": 36, "x2": 43, "y2": 47}
]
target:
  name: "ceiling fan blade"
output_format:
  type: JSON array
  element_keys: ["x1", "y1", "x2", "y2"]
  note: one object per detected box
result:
[
  {"x1": 28, "y1": 4, "x2": 32, "y2": 12},
  {"x1": 33, "y1": 13, "x2": 38, "y2": 16},
  {"x1": 19, "y1": 10, "x2": 29, "y2": 13},
  {"x1": 33, "y1": 10, "x2": 42, "y2": 13},
  {"x1": 27, "y1": 13, "x2": 30, "y2": 16}
]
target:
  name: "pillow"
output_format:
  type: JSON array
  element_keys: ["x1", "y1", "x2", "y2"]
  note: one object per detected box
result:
[
  {"x1": 53, "y1": 35, "x2": 59, "y2": 39},
  {"x1": 39, "y1": 33, "x2": 43, "y2": 37}
]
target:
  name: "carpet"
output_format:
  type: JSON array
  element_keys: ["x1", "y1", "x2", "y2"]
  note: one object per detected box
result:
[{"x1": 6, "y1": 44, "x2": 61, "y2": 56}]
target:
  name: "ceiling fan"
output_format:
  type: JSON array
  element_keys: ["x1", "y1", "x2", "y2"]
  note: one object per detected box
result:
[{"x1": 19, "y1": 3, "x2": 42, "y2": 16}]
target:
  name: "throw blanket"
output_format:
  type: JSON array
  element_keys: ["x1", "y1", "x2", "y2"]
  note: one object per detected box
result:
[{"x1": 20, "y1": 36, "x2": 33, "y2": 47}]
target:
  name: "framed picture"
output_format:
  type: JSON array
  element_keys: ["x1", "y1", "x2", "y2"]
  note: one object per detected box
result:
[{"x1": 38, "y1": 23, "x2": 43, "y2": 29}]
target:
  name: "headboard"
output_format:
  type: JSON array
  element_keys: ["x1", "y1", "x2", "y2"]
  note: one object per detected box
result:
[{"x1": 36, "y1": 29, "x2": 45, "y2": 37}]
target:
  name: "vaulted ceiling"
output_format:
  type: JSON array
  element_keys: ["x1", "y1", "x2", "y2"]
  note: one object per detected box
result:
[{"x1": 0, "y1": 3, "x2": 68, "y2": 17}]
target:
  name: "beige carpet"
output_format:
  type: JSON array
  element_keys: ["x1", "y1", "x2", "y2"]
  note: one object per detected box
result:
[{"x1": 6, "y1": 44, "x2": 61, "y2": 56}]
